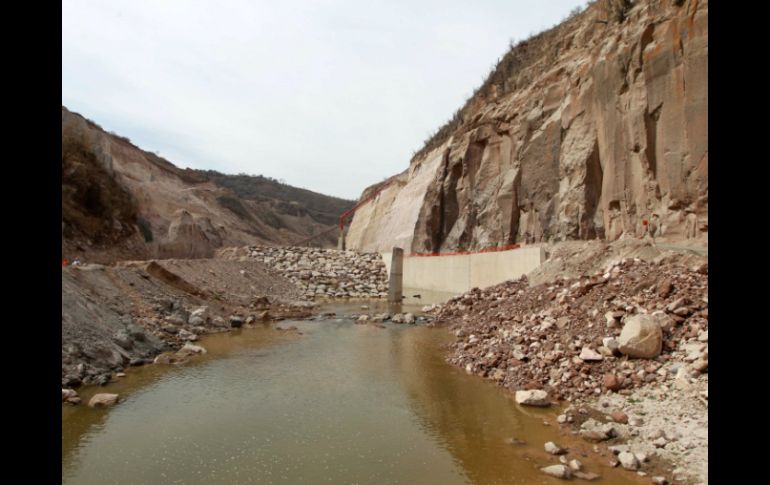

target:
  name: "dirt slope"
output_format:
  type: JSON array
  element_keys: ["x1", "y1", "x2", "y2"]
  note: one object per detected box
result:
[
  {"x1": 62, "y1": 258, "x2": 309, "y2": 387},
  {"x1": 62, "y1": 107, "x2": 354, "y2": 263}
]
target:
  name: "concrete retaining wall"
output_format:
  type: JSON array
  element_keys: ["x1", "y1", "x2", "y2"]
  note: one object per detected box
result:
[{"x1": 381, "y1": 246, "x2": 545, "y2": 295}]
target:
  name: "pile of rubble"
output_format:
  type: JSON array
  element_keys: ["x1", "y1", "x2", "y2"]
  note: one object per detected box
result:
[
  {"x1": 246, "y1": 246, "x2": 388, "y2": 299},
  {"x1": 430, "y1": 258, "x2": 708, "y2": 402}
]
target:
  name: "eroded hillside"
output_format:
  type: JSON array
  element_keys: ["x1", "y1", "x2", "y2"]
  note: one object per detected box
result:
[{"x1": 62, "y1": 107, "x2": 354, "y2": 262}]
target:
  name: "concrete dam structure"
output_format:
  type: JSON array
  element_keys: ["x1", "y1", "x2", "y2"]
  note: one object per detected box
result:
[{"x1": 382, "y1": 245, "x2": 545, "y2": 295}]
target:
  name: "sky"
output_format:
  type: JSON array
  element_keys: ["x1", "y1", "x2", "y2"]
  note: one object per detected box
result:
[{"x1": 62, "y1": 0, "x2": 586, "y2": 200}]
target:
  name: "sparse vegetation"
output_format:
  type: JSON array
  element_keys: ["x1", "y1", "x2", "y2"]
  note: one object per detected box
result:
[
  {"x1": 410, "y1": 2, "x2": 596, "y2": 162},
  {"x1": 216, "y1": 195, "x2": 253, "y2": 221},
  {"x1": 599, "y1": 0, "x2": 634, "y2": 23},
  {"x1": 62, "y1": 119, "x2": 139, "y2": 245},
  {"x1": 203, "y1": 171, "x2": 353, "y2": 225}
]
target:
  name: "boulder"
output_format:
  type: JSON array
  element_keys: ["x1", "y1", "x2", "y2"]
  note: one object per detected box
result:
[
  {"x1": 610, "y1": 411, "x2": 628, "y2": 424},
  {"x1": 618, "y1": 451, "x2": 640, "y2": 470},
  {"x1": 181, "y1": 342, "x2": 207, "y2": 354},
  {"x1": 692, "y1": 358, "x2": 708, "y2": 373},
  {"x1": 113, "y1": 329, "x2": 133, "y2": 350},
  {"x1": 602, "y1": 373, "x2": 621, "y2": 391},
  {"x1": 580, "y1": 419, "x2": 616, "y2": 442},
  {"x1": 88, "y1": 393, "x2": 120, "y2": 408},
  {"x1": 62, "y1": 389, "x2": 78, "y2": 403},
  {"x1": 579, "y1": 347, "x2": 603, "y2": 362},
  {"x1": 178, "y1": 329, "x2": 197, "y2": 341},
  {"x1": 188, "y1": 306, "x2": 209, "y2": 326},
  {"x1": 545, "y1": 441, "x2": 567, "y2": 455},
  {"x1": 126, "y1": 324, "x2": 147, "y2": 342},
  {"x1": 515, "y1": 389, "x2": 550, "y2": 406},
  {"x1": 229, "y1": 316, "x2": 244, "y2": 328},
  {"x1": 618, "y1": 315, "x2": 663, "y2": 358},
  {"x1": 540, "y1": 464, "x2": 572, "y2": 479}
]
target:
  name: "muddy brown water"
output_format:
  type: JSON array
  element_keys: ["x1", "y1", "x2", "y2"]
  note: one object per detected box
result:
[{"x1": 63, "y1": 301, "x2": 643, "y2": 485}]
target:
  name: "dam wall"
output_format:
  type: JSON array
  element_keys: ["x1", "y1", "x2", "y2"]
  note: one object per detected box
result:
[{"x1": 381, "y1": 245, "x2": 545, "y2": 295}]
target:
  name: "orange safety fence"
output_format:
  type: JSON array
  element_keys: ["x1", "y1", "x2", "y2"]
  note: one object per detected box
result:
[{"x1": 408, "y1": 243, "x2": 521, "y2": 257}]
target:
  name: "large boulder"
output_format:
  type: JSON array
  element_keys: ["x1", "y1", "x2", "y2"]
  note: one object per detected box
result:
[
  {"x1": 618, "y1": 314, "x2": 663, "y2": 358},
  {"x1": 88, "y1": 393, "x2": 120, "y2": 408},
  {"x1": 188, "y1": 306, "x2": 209, "y2": 326},
  {"x1": 178, "y1": 329, "x2": 198, "y2": 341},
  {"x1": 618, "y1": 451, "x2": 640, "y2": 470},
  {"x1": 181, "y1": 342, "x2": 206, "y2": 354},
  {"x1": 579, "y1": 418, "x2": 617, "y2": 442},
  {"x1": 540, "y1": 464, "x2": 572, "y2": 479},
  {"x1": 515, "y1": 389, "x2": 550, "y2": 406}
]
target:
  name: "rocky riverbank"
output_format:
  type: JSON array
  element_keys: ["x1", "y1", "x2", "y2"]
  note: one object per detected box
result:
[
  {"x1": 429, "y1": 254, "x2": 708, "y2": 484},
  {"x1": 62, "y1": 258, "x2": 313, "y2": 390},
  {"x1": 219, "y1": 245, "x2": 388, "y2": 299}
]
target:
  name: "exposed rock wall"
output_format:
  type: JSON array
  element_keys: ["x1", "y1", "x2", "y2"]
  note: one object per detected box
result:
[
  {"x1": 346, "y1": 146, "x2": 447, "y2": 252},
  {"x1": 347, "y1": 0, "x2": 707, "y2": 253}
]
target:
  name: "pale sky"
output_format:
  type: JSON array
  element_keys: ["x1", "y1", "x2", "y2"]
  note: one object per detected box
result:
[{"x1": 62, "y1": 0, "x2": 586, "y2": 200}]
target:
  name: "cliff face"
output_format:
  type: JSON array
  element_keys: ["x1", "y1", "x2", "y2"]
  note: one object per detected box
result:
[
  {"x1": 346, "y1": 0, "x2": 707, "y2": 253},
  {"x1": 62, "y1": 107, "x2": 354, "y2": 262}
]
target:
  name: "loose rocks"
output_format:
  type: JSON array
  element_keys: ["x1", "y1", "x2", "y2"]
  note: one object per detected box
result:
[{"x1": 437, "y1": 258, "x2": 707, "y2": 401}]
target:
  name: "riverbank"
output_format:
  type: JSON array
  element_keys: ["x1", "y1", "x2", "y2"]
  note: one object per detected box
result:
[
  {"x1": 62, "y1": 257, "x2": 314, "y2": 389},
  {"x1": 428, "y1": 244, "x2": 708, "y2": 484}
]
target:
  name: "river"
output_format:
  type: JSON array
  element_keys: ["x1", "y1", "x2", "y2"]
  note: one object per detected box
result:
[{"x1": 62, "y1": 301, "x2": 641, "y2": 484}]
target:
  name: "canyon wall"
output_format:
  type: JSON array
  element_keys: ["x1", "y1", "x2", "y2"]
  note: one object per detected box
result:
[{"x1": 347, "y1": 0, "x2": 707, "y2": 253}]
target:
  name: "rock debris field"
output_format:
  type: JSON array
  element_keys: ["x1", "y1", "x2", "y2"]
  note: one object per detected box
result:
[{"x1": 427, "y1": 256, "x2": 708, "y2": 484}]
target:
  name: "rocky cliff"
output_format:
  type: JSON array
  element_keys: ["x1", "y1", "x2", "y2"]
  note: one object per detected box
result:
[
  {"x1": 62, "y1": 107, "x2": 354, "y2": 262},
  {"x1": 346, "y1": 0, "x2": 707, "y2": 253}
]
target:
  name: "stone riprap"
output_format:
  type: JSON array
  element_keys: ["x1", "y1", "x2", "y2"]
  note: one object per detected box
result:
[{"x1": 246, "y1": 246, "x2": 388, "y2": 299}]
